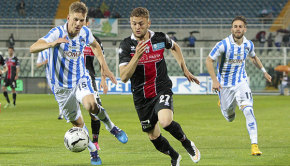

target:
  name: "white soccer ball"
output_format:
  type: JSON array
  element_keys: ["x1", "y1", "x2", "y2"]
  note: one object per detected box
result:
[{"x1": 64, "y1": 127, "x2": 89, "y2": 152}]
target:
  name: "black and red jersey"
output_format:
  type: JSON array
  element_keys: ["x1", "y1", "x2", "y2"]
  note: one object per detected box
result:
[
  {"x1": 4, "y1": 56, "x2": 19, "y2": 80},
  {"x1": 119, "y1": 30, "x2": 174, "y2": 99},
  {"x1": 83, "y1": 36, "x2": 104, "y2": 77}
]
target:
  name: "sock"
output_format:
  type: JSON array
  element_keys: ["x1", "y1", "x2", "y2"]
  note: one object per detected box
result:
[
  {"x1": 3, "y1": 91, "x2": 10, "y2": 103},
  {"x1": 59, "y1": 108, "x2": 62, "y2": 116},
  {"x1": 12, "y1": 93, "x2": 16, "y2": 106},
  {"x1": 91, "y1": 105, "x2": 114, "y2": 131},
  {"x1": 91, "y1": 119, "x2": 101, "y2": 142},
  {"x1": 164, "y1": 121, "x2": 190, "y2": 145},
  {"x1": 243, "y1": 106, "x2": 258, "y2": 144},
  {"x1": 151, "y1": 134, "x2": 179, "y2": 160},
  {"x1": 83, "y1": 124, "x2": 97, "y2": 152}
]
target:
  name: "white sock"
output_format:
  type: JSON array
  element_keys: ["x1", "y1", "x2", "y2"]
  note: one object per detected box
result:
[
  {"x1": 243, "y1": 106, "x2": 258, "y2": 144},
  {"x1": 83, "y1": 124, "x2": 97, "y2": 152},
  {"x1": 91, "y1": 105, "x2": 115, "y2": 131}
]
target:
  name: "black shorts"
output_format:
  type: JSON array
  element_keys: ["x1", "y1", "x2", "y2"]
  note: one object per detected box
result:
[
  {"x1": 89, "y1": 75, "x2": 102, "y2": 106},
  {"x1": 133, "y1": 89, "x2": 174, "y2": 132},
  {"x1": 4, "y1": 78, "x2": 16, "y2": 89}
]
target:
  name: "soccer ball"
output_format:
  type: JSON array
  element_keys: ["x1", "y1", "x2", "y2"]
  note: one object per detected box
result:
[{"x1": 64, "y1": 127, "x2": 89, "y2": 152}]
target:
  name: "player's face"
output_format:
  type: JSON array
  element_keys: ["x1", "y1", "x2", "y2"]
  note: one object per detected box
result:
[
  {"x1": 130, "y1": 16, "x2": 151, "y2": 40},
  {"x1": 67, "y1": 12, "x2": 86, "y2": 37},
  {"x1": 8, "y1": 48, "x2": 14, "y2": 56},
  {"x1": 231, "y1": 20, "x2": 247, "y2": 39}
]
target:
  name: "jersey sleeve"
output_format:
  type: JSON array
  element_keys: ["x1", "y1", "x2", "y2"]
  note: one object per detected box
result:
[
  {"x1": 118, "y1": 40, "x2": 131, "y2": 67},
  {"x1": 87, "y1": 28, "x2": 95, "y2": 45},
  {"x1": 249, "y1": 40, "x2": 255, "y2": 57},
  {"x1": 164, "y1": 33, "x2": 174, "y2": 49},
  {"x1": 208, "y1": 41, "x2": 225, "y2": 61},
  {"x1": 41, "y1": 27, "x2": 60, "y2": 43}
]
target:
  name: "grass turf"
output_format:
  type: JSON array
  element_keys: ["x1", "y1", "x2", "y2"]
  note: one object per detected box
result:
[{"x1": 0, "y1": 94, "x2": 289, "y2": 165}]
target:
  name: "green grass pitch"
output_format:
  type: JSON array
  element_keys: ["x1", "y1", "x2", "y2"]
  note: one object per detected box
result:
[{"x1": 0, "y1": 94, "x2": 289, "y2": 165}]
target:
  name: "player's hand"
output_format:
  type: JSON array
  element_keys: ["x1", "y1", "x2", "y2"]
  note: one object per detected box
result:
[
  {"x1": 212, "y1": 80, "x2": 222, "y2": 93},
  {"x1": 184, "y1": 71, "x2": 200, "y2": 85},
  {"x1": 102, "y1": 69, "x2": 117, "y2": 84},
  {"x1": 135, "y1": 41, "x2": 147, "y2": 59},
  {"x1": 100, "y1": 76, "x2": 108, "y2": 94},
  {"x1": 264, "y1": 72, "x2": 272, "y2": 83},
  {"x1": 52, "y1": 36, "x2": 69, "y2": 47},
  {"x1": 43, "y1": 59, "x2": 48, "y2": 65},
  {"x1": 15, "y1": 75, "x2": 18, "y2": 80}
]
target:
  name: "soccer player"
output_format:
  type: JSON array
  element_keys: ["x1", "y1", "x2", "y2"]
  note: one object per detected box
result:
[
  {"x1": 30, "y1": 2, "x2": 128, "y2": 165},
  {"x1": 2, "y1": 46, "x2": 20, "y2": 108},
  {"x1": 36, "y1": 49, "x2": 64, "y2": 120},
  {"x1": 119, "y1": 7, "x2": 200, "y2": 166},
  {"x1": 0, "y1": 51, "x2": 5, "y2": 88},
  {"x1": 83, "y1": 17, "x2": 106, "y2": 150},
  {"x1": 205, "y1": 16, "x2": 272, "y2": 156}
]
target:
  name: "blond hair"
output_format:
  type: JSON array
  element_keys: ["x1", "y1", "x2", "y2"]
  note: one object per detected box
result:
[
  {"x1": 69, "y1": 2, "x2": 88, "y2": 15},
  {"x1": 130, "y1": 7, "x2": 150, "y2": 19}
]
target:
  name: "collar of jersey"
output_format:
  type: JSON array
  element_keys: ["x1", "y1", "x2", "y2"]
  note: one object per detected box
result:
[
  {"x1": 130, "y1": 29, "x2": 154, "y2": 42},
  {"x1": 229, "y1": 34, "x2": 248, "y2": 45}
]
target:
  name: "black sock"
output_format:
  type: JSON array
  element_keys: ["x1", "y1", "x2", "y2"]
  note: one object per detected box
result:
[
  {"x1": 3, "y1": 91, "x2": 10, "y2": 103},
  {"x1": 91, "y1": 119, "x2": 101, "y2": 141},
  {"x1": 164, "y1": 121, "x2": 191, "y2": 145},
  {"x1": 12, "y1": 93, "x2": 16, "y2": 106},
  {"x1": 150, "y1": 135, "x2": 179, "y2": 160}
]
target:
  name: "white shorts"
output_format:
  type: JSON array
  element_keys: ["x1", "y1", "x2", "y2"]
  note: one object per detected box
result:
[
  {"x1": 219, "y1": 80, "x2": 253, "y2": 118},
  {"x1": 53, "y1": 76, "x2": 95, "y2": 122}
]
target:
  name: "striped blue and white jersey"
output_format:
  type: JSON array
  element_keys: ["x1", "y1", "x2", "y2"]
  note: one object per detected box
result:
[
  {"x1": 37, "y1": 49, "x2": 50, "y2": 79},
  {"x1": 209, "y1": 34, "x2": 255, "y2": 87},
  {"x1": 41, "y1": 22, "x2": 94, "y2": 89}
]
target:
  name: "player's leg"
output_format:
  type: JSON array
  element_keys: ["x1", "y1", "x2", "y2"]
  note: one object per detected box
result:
[
  {"x1": 76, "y1": 76, "x2": 127, "y2": 143},
  {"x1": 11, "y1": 80, "x2": 17, "y2": 107},
  {"x1": 219, "y1": 87, "x2": 237, "y2": 122},
  {"x1": 90, "y1": 78, "x2": 102, "y2": 149},
  {"x1": 236, "y1": 82, "x2": 261, "y2": 155},
  {"x1": 156, "y1": 91, "x2": 200, "y2": 163},
  {"x1": 148, "y1": 123, "x2": 181, "y2": 166},
  {"x1": 2, "y1": 79, "x2": 10, "y2": 108},
  {"x1": 53, "y1": 87, "x2": 101, "y2": 165}
]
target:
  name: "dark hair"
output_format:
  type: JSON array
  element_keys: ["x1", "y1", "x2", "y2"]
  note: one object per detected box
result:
[
  {"x1": 86, "y1": 16, "x2": 89, "y2": 22},
  {"x1": 130, "y1": 7, "x2": 150, "y2": 19},
  {"x1": 69, "y1": 2, "x2": 88, "y2": 15},
  {"x1": 8, "y1": 46, "x2": 14, "y2": 50},
  {"x1": 232, "y1": 16, "x2": 247, "y2": 26}
]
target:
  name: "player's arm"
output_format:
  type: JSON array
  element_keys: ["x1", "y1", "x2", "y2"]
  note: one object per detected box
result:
[
  {"x1": 1, "y1": 65, "x2": 7, "y2": 74},
  {"x1": 90, "y1": 40, "x2": 117, "y2": 84},
  {"x1": 205, "y1": 56, "x2": 221, "y2": 92},
  {"x1": 30, "y1": 37, "x2": 68, "y2": 53},
  {"x1": 206, "y1": 41, "x2": 224, "y2": 92},
  {"x1": 100, "y1": 75, "x2": 108, "y2": 94},
  {"x1": 119, "y1": 41, "x2": 147, "y2": 83},
  {"x1": 15, "y1": 66, "x2": 20, "y2": 80},
  {"x1": 170, "y1": 42, "x2": 199, "y2": 84},
  {"x1": 250, "y1": 55, "x2": 272, "y2": 82}
]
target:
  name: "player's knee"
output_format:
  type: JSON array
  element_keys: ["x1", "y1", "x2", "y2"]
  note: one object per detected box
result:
[
  {"x1": 148, "y1": 133, "x2": 160, "y2": 140},
  {"x1": 159, "y1": 119, "x2": 172, "y2": 128},
  {"x1": 83, "y1": 101, "x2": 97, "y2": 113}
]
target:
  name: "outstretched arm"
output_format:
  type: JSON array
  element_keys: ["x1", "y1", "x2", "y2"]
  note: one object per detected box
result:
[
  {"x1": 250, "y1": 56, "x2": 272, "y2": 82},
  {"x1": 30, "y1": 36, "x2": 68, "y2": 53},
  {"x1": 119, "y1": 41, "x2": 147, "y2": 83},
  {"x1": 170, "y1": 42, "x2": 200, "y2": 84},
  {"x1": 205, "y1": 56, "x2": 221, "y2": 92},
  {"x1": 90, "y1": 40, "x2": 117, "y2": 84}
]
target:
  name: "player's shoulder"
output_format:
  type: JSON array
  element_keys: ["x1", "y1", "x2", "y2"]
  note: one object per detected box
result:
[
  {"x1": 120, "y1": 36, "x2": 134, "y2": 47},
  {"x1": 153, "y1": 32, "x2": 166, "y2": 37}
]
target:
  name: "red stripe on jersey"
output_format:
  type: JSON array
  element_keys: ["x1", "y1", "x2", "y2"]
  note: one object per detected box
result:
[
  {"x1": 83, "y1": 46, "x2": 94, "y2": 64},
  {"x1": 130, "y1": 40, "x2": 165, "y2": 98},
  {"x1": 144, "y1": 62, "x2": 157, "y2": 98}
]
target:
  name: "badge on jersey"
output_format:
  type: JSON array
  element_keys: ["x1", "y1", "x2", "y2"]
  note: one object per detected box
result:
[{"x1": 152, "y1": 42, "x2": 165, "y2": 51}]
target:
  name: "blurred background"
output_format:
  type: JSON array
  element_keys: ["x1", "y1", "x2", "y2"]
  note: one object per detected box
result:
[{"x1": 0, "y1": 0, "x2": 289, "y2": 94}]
